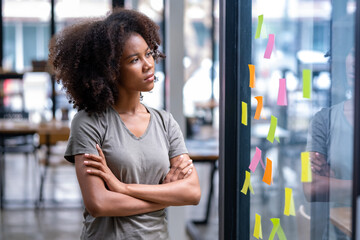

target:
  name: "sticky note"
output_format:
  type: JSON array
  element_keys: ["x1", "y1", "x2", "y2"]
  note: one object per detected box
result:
[
  {"x1": 253, "y1": 213, "x2": 263, "y2": 239},
  {"x1": 254, "y1": 96, "x2": 263, "y2": 120},
  {"x1": 284, "y1": 188, "x2": 296, "y2": 216},
  {"x1": 249, "y1": 64, "x2": 256, "y2": 88},
  {"x1": 301, "y1": 152, "x2": 312, "y2": 182},
  {"x1": 255, "y1": 15, "x2": 263, "y2": 39},
  {"x1": 249, "y1": 147, "x2": 265, "y2": 172},
  {"x1": 303, "y1": 69, "x2": 312, "y2": 99},
  {"x1": 269, "y1": 218, "x2": 287, "y2": 240},
  {"x1": 241, "y1": 171, "x2": 254, "y2": 195},
  {"x1": 267, "y1": 115, "x2": 277, "y2": 143},
  {"x1": 242, "y1": 101, "x2": 247, "y2": 126},
  {"x1": 262, "y1": 158, "x2": 272, "y2": 185},
  {"x1": 264, "y1": 34, "x2": 275, "y2": 59},
  {"x1": 277, "y1": 78, "x2": 288, "y2": 106}
]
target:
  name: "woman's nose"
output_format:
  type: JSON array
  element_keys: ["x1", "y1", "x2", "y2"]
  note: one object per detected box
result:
[{"x1": 143, "y1": 58, "x2": 153, "y2": 71}]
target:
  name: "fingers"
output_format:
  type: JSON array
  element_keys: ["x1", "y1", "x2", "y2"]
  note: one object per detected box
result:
[
  {"x1": 86, "y1": 168, "x2": 107, "y2": 180},
  {"x1": 96, "y1": 144, "x2": 105, "y2": 160},
  {"x1": 84, "y1": 160, "x2": 104, "y2": 171},
  {"x1": 174, "y1": 159, "x2": 193, "y2": 175},
  {"x1": 84, "y1": 153, "x2": 102, "y2": 162},
  {"x1": 179, "y1": 163, "x2": 193, "y2": 179}
]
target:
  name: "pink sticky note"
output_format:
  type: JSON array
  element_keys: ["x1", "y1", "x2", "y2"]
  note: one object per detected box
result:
[
  {"x1": 277, "y1": 78, "x2": 287, "y2": 106},
  {"x1": 249, "y1": 147, "x2": 265, "y2": 172},
  {"x1": 264, "y1": 34, "x2": 275, "y2": 59}
]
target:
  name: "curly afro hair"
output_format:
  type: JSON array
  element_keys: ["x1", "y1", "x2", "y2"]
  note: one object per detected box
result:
[{"x1": 49, "y1": 8, "x2": 165, "y2": 114}]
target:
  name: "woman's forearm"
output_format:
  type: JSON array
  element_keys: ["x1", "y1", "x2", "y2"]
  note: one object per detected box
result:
[
  {"x1": 123, "y1": 168, "x2": 201, "y2": 206},
  {"x1": 90, "y1": 190, "x2": 168, "y2": 217},
  {"x1": 76, "y1": 154, "x2": 167, "y2": 217},
  {"x1": 303, "y1": 175, "x2": 352, "y2": 202}
]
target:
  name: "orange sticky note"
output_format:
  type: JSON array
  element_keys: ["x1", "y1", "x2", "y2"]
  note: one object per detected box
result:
[
  {"x1": 262, "y1": 158, "x2": 272, "y2": 185},
  {"x1": 249, "y1": 64, "x2": 256, "y2": 88},
  {"x1": 254, "y1": 96, "x2": 263, "y2": 120},
  {"x1": 301, "y1": 152, "x2": 312, "y2": 182}
]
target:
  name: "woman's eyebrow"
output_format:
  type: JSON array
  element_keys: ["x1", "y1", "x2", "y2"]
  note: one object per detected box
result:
[{"x1": 124, "y1": 47, "x2": 150, "y2": 60}]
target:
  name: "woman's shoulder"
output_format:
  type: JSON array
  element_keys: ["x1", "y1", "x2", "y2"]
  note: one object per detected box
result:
[
  {"x1": 146, "y1": 106, "x2": 173, "y2": 130},
  {"x1": 71, "y1": 107, "x2": 112, "y2": 128}
]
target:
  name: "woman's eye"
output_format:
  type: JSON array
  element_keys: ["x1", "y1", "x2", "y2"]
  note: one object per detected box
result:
[
  {"x1": 146, "y1": 51, "x2": 153, "y2": 57},
  {"x1": 130, "y1": 58, "x2": 138, "y2": 63}
]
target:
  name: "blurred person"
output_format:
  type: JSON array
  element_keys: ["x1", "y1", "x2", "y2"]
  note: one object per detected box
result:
[
  {"x1": 49, "y1": 8, "x2": 201, "y2": 240},
  {"x1": 303, "y1": 15, "x2": 355, "y2": 239}
]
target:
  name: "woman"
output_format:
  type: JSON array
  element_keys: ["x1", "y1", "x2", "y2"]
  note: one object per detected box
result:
[{"x1": 49, "y1": 8, "x2": 201, "y2": 240}]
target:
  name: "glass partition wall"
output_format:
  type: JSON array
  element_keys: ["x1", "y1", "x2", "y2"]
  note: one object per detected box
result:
[
  {"x1": 249, "y1": 0, "x2": 356, "y2": 239},
  {"x1": 220, "y1": 0, "x2": 358, "y2": 239}
]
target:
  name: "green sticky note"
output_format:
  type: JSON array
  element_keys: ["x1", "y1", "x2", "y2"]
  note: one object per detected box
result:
[
  {"x1": 267, "y1": 115, "x2": 277, "y2": 143},
  {"x1": 303, "y1": 69, "x2": 312, "y2": 99},
  {"x1": 269, "y1": 218, "x2": 287, "y2": 240},
  {"x1": 255, "y1": 15, "x2": 264, "y2": 39}
]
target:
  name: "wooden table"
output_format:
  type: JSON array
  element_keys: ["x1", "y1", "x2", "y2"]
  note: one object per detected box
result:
[
  {"x1": 0, "y1": 119, "x2": 70, "y2": 208},
  {"x1": 330, "y1": 207, "x2": 352, "y2": 237}
]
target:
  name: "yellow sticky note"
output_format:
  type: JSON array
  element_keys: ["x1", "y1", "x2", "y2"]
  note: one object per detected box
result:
[
  {"x1": 301, "y1": 152, "x2": 312, "y2": 182},
  {"x1": 262, "y1": 158, "x2": 272, "y2": 185},
  {"x1": 253, "y1": 213, "x2": 263, "y2": 239},
  {"x1": 269, "y1": 218, "x2": 287, "y2": 240},
  {"x1": 242, "y1": 101, "x2": 247, "y2": 126},
  {"x1": 254, "y1": 96, "x2": 263, "y2": 120},
  {"x1": 267, "y1": 115, "x2": 277, "y2": 143},
  {"x1": 284, "y1": 188, "x2": 296, "y2": 216},
  {"x1": 241, "y1": 171, "x2": 254, "y2": 195},
  {"x1": 249, "y1": 64, "x2": 256, "y2": 88}
]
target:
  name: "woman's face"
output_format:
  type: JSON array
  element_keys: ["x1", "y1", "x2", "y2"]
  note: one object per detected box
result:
[
  {"x1": 345, "y1": 47, "x2": 355, "y2": 88},
  {"x1": 118, "y1": 33, "x2": 155, "y2": 92}
]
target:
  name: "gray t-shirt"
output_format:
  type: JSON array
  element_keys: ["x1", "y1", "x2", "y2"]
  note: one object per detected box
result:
[
  {"x1": 306, "y1": 102, "x2": 353, "y2": 240},
  {"x1": 65, "y1": 105, "x2": 188, "y2": 240}
]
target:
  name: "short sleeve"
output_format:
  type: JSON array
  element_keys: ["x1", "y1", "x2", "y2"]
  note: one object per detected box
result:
[
  {"x1": 167, "y1": 113, "x2": 188, "y2": 159},
  {"x1": 306, "y1": 108, "x2": 330, "y2": 156},
  {"x1": 64, "y1": 111, "x2": 104, "y2": 163}
]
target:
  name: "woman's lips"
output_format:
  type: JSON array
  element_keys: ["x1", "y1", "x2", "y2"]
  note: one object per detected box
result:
[{"x1": 144, "y1": 74, "x2": 154, "y2": 81}]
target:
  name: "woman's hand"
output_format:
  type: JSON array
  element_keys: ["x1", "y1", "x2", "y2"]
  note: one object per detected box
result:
[
  {"x1": 84, "y1": 144, "x2": 126, "y2": 193},
  {"x1": 310, "y1": 152, "x2": 335, "y2": 177},
  {"x1": 162, "y1": 154, "x2": 194, "y2": 184}
]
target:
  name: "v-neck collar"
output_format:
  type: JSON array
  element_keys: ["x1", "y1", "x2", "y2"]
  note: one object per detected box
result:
[{"x1": 110, "y1": 104, "x2": 152, "y2": 140}]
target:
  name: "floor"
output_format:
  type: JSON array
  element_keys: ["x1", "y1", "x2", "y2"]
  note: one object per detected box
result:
[{"x1": 0, "y1": 148, "x2": 219, "y2": 240}]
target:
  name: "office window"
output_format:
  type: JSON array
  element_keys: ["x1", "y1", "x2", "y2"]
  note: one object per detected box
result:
[{"x1": 3, "y1": 0, "x2": 51, "y2": 72}]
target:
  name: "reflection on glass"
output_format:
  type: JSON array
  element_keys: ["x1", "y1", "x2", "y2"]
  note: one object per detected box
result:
[{"x1": 249, "y1": 0, "x2": 355, "y2": 239}]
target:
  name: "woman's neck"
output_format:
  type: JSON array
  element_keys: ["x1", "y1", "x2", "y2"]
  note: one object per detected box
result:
[{"x1": 113, "y1": 91, "x2": 145, "y2": 115}]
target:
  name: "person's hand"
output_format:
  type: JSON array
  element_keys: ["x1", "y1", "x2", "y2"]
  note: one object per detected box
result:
[
  {"x1": 310, "y1": 152, "x2": 335, "y2": 177},
  {"x1": 84, "y1": 144, "x2": 125, "y2": 192},
  {"x1": 162, "y1": 154, "x2": 193, "y2": 184}
]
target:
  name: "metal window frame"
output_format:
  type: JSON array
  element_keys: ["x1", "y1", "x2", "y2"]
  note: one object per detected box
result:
[
  {"x1": 219, "y1": 0, "x2": 251, "y2": 239},
  {"x1": 352, "y1": 0, "x2": 360, "y2": 239}
]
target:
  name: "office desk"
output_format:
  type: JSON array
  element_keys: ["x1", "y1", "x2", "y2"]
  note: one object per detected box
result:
[
  {"x1": 0, "y1": 120, "x2": 70, "y2": 208},
  {"x1": 330, "y1": 207, "x2": 351, "y2": 237}
]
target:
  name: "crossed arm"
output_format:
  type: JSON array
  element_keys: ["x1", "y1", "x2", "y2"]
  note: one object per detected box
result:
[
  {"x1": 75, "y1": 145, "x2": 201, "y2": 217},
  {"x1": 303, "y1": 152, "x2": 351, "y2": 202}
]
